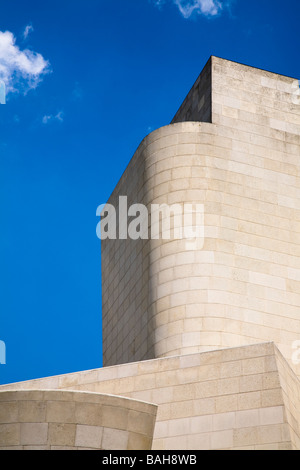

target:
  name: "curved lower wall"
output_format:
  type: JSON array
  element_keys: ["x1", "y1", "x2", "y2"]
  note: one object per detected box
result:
[
  {"x1": 0, "y1": 390, "x2": 157, "y2": 450},
  {"x1": 102, "y1": 120, "x2": 300, "y2": 377}
]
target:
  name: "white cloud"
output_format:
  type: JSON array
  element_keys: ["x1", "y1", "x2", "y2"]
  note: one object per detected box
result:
[
  {"x1": 0, "y1": 30, "x2": 50, "y2": 95},
  {"x1": 23, "y1": 24, "x2": 34, "y2": 40},
  {"x1": 153, "y1": 0, "x2": 224, "y2": 18},
  {"x1": 42, "y1": 111, "x2": 64, "y2": 124},
  {"x1": 176, "y1": 0, "x2": 222, "y2": 17}
]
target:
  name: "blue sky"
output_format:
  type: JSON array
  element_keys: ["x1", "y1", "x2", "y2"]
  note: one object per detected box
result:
[{"x1": 0, "y1": 0, "x2": 299, "y2": 385}]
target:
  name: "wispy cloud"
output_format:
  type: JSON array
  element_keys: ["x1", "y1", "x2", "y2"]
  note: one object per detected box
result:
[
  {"x1": 152, "y1": 0, "x2": 226, "y2": 18},
  {"x1": 23, "y1": 24, "x2": 34, "y2": 40},
  {"x1": 42, "y1": 111, "x2": 64, "y2": 125},
  {"x1": 0, "y1": 30, "x2": 50, "y2": 95},
  {"x1": 71, "y1": 81, "x2": 83, "y2": 101},
  {"x1": 0, "y1": 80, "x2": 5, "y2": 104}
]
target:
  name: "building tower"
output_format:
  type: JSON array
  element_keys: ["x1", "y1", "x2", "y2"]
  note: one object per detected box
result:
[
  {"x1": 1, "y1": 57, "x2": 300, "y2": 451},
  {"x1": 102, "y1": 57, "x2": 300, "y2": 380}
]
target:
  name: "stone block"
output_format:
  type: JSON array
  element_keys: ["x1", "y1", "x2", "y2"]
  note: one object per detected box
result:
[
  {"x1": 48, "y1": 423, "x2": 76, "y2": 447},
  {"x1": 20, "y1": 423, "x2": 48, "y2": 446},
  {"x1": 0, "y1": 423, "x2": 20, "y2": 447},
  {"x1": 75, "y1": 425, "x2": 103, "y2": 448},
  {"x1": 101, "y1": 428, "x2": 129, "y2": 450}
]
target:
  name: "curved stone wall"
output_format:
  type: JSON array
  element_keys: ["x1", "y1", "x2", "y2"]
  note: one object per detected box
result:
[
  {"x1": 0, "y1": 390, "x2": 157, "y2": 450},
  {"x1": 102, "y1": 119, "x2": 300, "y2": 377}
]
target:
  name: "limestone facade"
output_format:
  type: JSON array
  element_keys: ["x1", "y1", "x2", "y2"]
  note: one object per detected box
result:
[
  {"x1": 1, "y1": 343, "x2": 299, "y2": 450},
  {"x1": 1, "y1": 57, "x2": 300, "y2": 451}
]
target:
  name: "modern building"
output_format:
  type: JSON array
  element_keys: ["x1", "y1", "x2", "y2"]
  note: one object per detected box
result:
[{"x1": 1, "y1": 57, "x2": 300, "y2": 450}]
